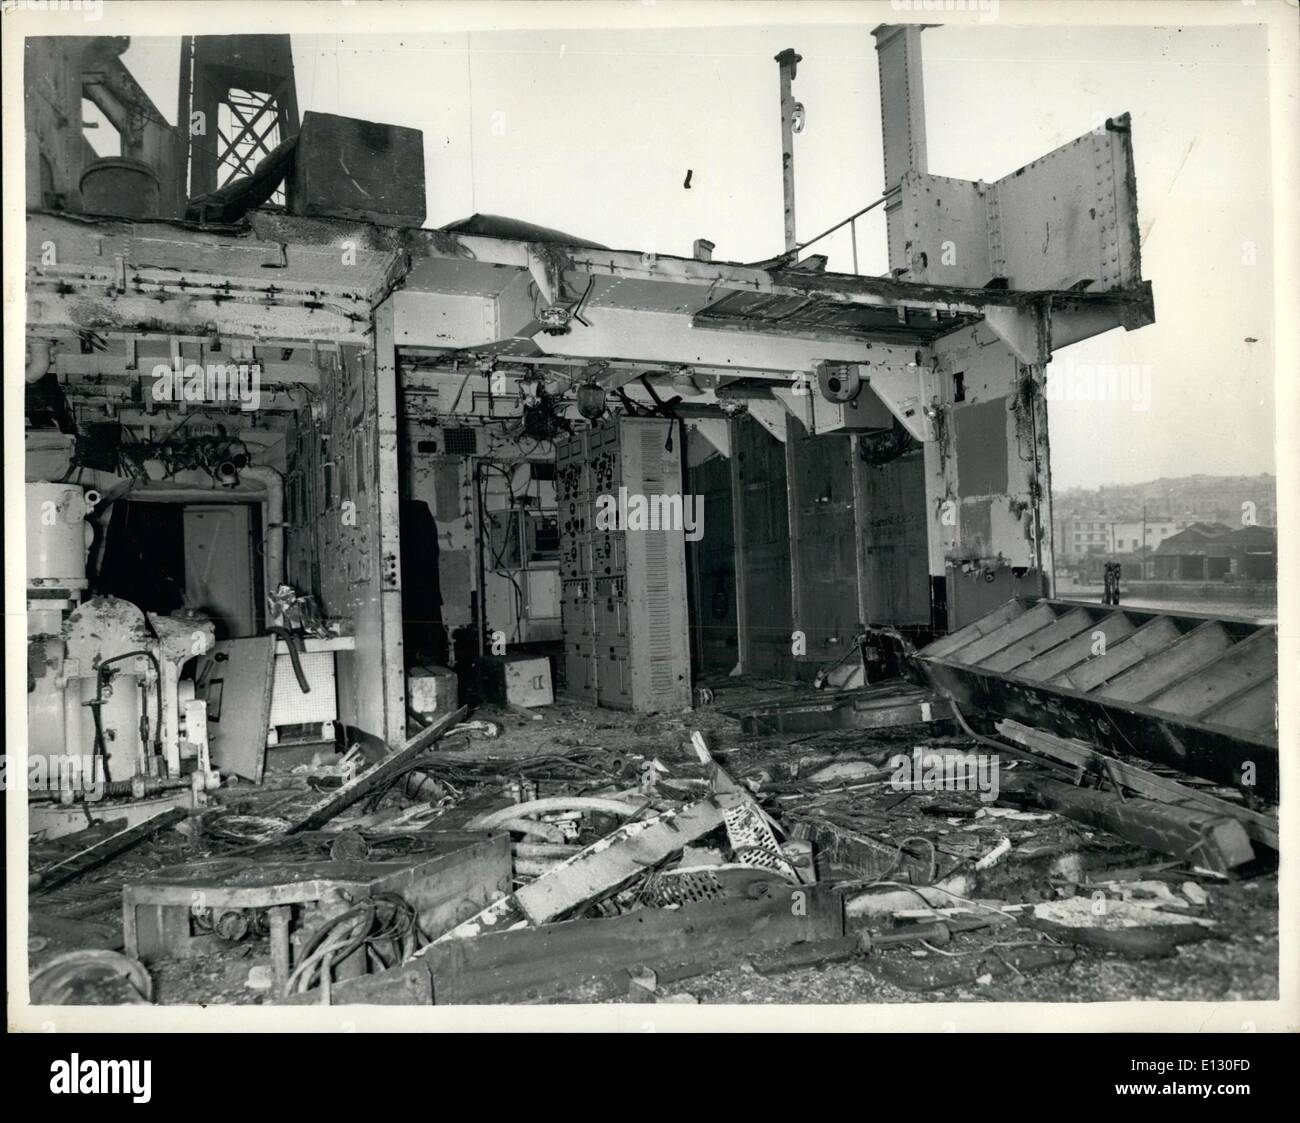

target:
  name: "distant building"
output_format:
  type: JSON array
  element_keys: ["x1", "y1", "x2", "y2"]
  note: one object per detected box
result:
[
  {"x1": 1057, "y1": 514, "x2": 1183, "y2": 560},
  {"x1": 1152, "y1": 524, "x2": 1275, "y2": 582},
  {"x1": 1104, "y1": 517, "x2": 1180, "y2": 554},
  {"x1": 1061, "y1": 516, "x2": 1110, "y2": 556},
  {"x1": 1226, "y1": 525, "x2": 1280, "y2": 581}
]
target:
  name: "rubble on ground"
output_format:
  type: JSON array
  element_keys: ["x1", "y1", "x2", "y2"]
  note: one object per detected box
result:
[{"x1": 27, "y1": 676, "x2": 1278, "y2": 1007}]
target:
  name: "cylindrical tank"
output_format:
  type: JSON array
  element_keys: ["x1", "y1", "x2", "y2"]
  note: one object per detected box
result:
[
  {"x1": 26, "y1": 483, "x2": 91, "y2": 589},
  {"x1": 28, "y1": 661, "x2": 68, "y2": 761},
  {"x1": 79, "y1": 158, "x2": 161, "y2": 220}
]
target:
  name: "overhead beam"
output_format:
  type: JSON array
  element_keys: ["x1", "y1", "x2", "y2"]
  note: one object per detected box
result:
[
  {"x1": 394, "y1": 296, "x2": 913, "y2": 373},
  {"x1": 244, "y1": 211, "x2": 1152, "y2": 324},
  {"x1": 28, "y1": 286, "x2": 370, "y2": 343}
]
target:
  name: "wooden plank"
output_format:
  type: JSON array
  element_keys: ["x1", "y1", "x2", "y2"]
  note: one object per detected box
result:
[
  {"x1": 996, "y1": 719, "x2": 1278, "y2": 850},
  {"x1": 30, "y1": 808, "x2": 188, "y2": 895},
  {"x1": 1147, "y1": 629, "x2": 1276, "y2": 718},
  {"x1": 921, "y1": 597, "x2": 1027, "y2": 659},
  {"x1": 1015, "y1": 610, "x2": 1135, "y2": 682},
  {"x1": 946, "y1": 601, "x2": 1057, "y2": 665},
  {"x1": 1202, "y1": 679, "x2": 1277, "y2": 734},
  {"x1": 1096, "y1": 621, "x2": 1232, "y2": 704},
  {"x1": 287, "y1": 705, "x2": 469, "y2": 832},
  {"x1": 410, "y1": 883, "x2": 844, "y2": 1004},
  {"x1": 978, "y1": 606, "x2": 1093, "y2": 673},
  {"x1": 1053, "y1": 616, "x2": 1179, "y2": 692}
]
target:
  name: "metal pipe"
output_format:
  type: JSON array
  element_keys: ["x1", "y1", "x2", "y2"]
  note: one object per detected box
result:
[
  {"x1": 796, "y1": 195, "x2": 886, "y2": 255},
  {"x1": 774, "y1": 48, "x2": 802, "y2": 252},
  {"x1": 241, "y1": 464, "x2": 285, "y2": 591}
]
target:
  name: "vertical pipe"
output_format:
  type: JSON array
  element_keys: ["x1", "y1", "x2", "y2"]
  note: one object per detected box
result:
[{"x1": 774, "y1": 49, "x2": 801, "y2": 253}]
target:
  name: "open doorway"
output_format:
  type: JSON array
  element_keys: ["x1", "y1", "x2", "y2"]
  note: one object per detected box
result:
[{"x1": 96, "y1": 499, "x2": 264, "y2": 639}]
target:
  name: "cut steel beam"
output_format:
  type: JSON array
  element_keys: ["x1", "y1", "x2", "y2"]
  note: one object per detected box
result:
[
  {"x1": 1010, "y1": 776, "x2": 1255, "y2": 874},
  {"x1": 996, "y1": 719, "x2": 1278, "y2": 851},
  {"x1": 738, "y1": 684, "x2": 952, "y2": 735}
]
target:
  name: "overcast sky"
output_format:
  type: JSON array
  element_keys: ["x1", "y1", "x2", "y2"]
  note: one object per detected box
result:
[{"x1": 121, "y1": 18, "x2": 1276, "y2": 490}]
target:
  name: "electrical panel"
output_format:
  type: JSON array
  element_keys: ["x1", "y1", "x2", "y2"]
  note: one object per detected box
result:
[{"x1": 556, "y1": 416, "x2": 691, "y2": 713}]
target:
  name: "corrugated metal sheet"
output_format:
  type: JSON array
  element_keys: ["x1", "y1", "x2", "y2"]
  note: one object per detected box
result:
[
  {"x1": 694, "y1": 289, "x2": 979, "y2": 344},
  {"x1": 916, "y1": 597, "x2": 1278, "y2": 799}
]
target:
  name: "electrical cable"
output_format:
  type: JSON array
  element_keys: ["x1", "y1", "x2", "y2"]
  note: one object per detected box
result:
[
  {"x1": 287, "y1": 893, "x2": 421, "y2": 994},
  {"x1": 477, "y1": 462, "x2": 527, "y2": 641},
  {"x1": 268, "y1": 626, "x2": 311, "y2": 693},
  {"x1": 570, "y1": 275, "x2": 596, "y2": 327}
]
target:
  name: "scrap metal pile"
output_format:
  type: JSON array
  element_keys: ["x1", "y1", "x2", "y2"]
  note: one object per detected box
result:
[{"x1": 27, "y1": 663, "x2": 1277, "y2": 1005}]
